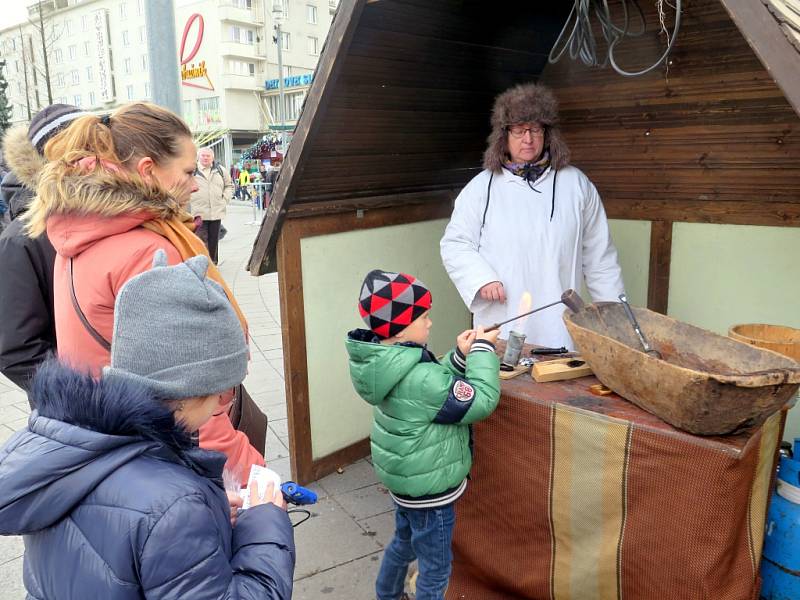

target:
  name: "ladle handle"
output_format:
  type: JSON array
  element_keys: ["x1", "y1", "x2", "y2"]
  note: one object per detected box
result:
[
  {"x1": 618, "y1": 294, "x2": 654, "y2": 354},
  {"x1": 561, "y1": 289, "x2": 585, "y2": 313}
]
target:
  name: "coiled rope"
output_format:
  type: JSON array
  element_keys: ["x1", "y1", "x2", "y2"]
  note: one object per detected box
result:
[{"x1": 548, "y1": 0, "x2": 682, "y2": 77}]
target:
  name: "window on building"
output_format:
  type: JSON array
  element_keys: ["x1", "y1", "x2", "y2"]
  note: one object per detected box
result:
[
  {"x1": 307, "y1": 4, "x2": 317, "y2": 24},
  {"x1": 14, "y1": 60, "x2": 19, "y2": 73},
  {"x1": 248, "y1": 62, "x2": 255, "y2": 76},
  {"x1": 198, "y1": 97, "x2": 220, "y2": 113},
  {"x1": 10, "y1": 39, "x2": 15, "y2": 51},
  {"x1": 56, "y1": 72, "x2": 65, "y2": 87},
  {"x1": 71, "y1": 70, "x2": 79, "y2": 85},
  {"x1": 144, "y1": 82, "x2": 150, "y2": 97},
  {"x1": 137, "y1": 0, "x2": 144, "y2": 15},
  {"x1": 307, "y1": 36, "x2": 318, "y2": 55},
  {"x1": 68, "y1": 45, "x2": 77, "y2": 60},
  {"x1": 84, "y1": 41, "x2": 91, "y2": 56},
  {"x1": 54, "y1": 48, "x2": 63, "y2": 64},
  {"x1": 73, "y1": 94, "x2": 81, "y2": 107},
  {"x1": 122, "y1": 31, "x2": 130, "y2": 47},
  {"x1": 139, "y1": 26, "x2": 146, "y2": 43},
  {"x1": 230, "y1": 26, "x2": 241, "y2": 42},
  {"x1": 65, "y1": 19, "x2": 73, "y2": 35},
  {"x1": 86, "y1": 65, "x2": 93, "y2": 81},
  {"x1": 246, "y1": 29, "x2": 254, "y2": 44},
  {"x1": 81, "y1": 15, "x2": 88, "y2": 31},
  {"x1": 126, "y1": 85, "x2": 134, "y2": 100},
  {"x1": 124, "y1": 58, "x2": 131, "y2": 74},
  {"x1": 141, "y1": 55, "x2": 147, "y2": 71},
  {"x1": 281, "y1": 31, "x2": 290, "y2": 51},
  {"x1": 276, "y1": 0, "x2": 289, "y2": 18},
  {"x1": 286, "y1": 90, "x2": 305, "y2": 121},
  {"x1": 16, "y1": 81, "x2": 22, "y2": 94},
  {"x1": 120, "y1": 2, "x2": 128, "y2": 18},
  {"x1": 89, "y1": 91, "x2": 96, "y2": 106}
]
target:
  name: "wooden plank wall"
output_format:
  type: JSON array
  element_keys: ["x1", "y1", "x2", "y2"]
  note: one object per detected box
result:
[
  {"x1": 541, "y1": 0, "x2": 800, "y2": 226},
  {"x1": 291, "y1": 0, "x2": 572, "y2": 203}
]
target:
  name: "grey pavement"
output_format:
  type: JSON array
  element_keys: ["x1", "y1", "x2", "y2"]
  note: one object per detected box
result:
[{"x1": 0, "y1": 204, "x2": 393, "y2": 599}]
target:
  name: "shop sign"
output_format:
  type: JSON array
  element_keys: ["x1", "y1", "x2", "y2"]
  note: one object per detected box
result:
[
  {"x1": 180, "y1": 13, "x2": 214, "y2": 91},
  {"x1": 93, "y1": 10, "x2": 114, "y2": 102},
  {"x1": 265, "y1": 73, "x2": 313, "y2": 90}
]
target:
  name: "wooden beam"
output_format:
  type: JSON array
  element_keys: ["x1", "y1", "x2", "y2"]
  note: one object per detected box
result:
[
  {"x1": 249, "y1": 0, "x2": 368, "y2": 275},
  {"x1": 277, "y1": 202, "x2": 453, "y2": 484},
  {"x1": 604, "y1": 199, "x2": 800, "y2": 227},
  {"x1": 718, "y1": 0, "x2": 800, "y2": 117},
  {"x1": 647, "y1": 221, "x2": 673, "y2": 314}
]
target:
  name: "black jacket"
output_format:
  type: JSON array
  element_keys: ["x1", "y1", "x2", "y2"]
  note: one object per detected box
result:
[{"x1": 0, "y1": 126, "x2": 57, "y2": 401}]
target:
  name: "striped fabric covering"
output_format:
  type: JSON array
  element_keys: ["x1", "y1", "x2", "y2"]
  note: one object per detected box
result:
[{"x1": 447, "y1": 378, "x2": 785, "y2": 600}]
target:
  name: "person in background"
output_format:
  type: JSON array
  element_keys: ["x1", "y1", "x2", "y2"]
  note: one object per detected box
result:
[
  {"x1": 190, "y1": 147, "x2": 234, "y2": 264},
  {"x1": 346, "y1": 270, "x2": 501, "y2": 600},
  {"x1": 238, "y1": 166, "x2": 252, "y2": 202},
  {"x1": 231, "y1": 163, "x2": 241, "y2": 199},
  {"x1": 0, "y1": 104, "x2": 86, "y2": 403},
  {"x1": 440, "y1": 83, "x2": 624, "y2": 350},
  {"x1": 24, "y1": 102, "x2": 264, "y2": 483},
  {"x1": 0, "y1": 251, "x2": 295, "y2": 599}
]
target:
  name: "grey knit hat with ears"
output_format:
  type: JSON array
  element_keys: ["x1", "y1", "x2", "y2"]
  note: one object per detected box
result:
[{"x1": 102, "y1": 250, "x2": 248, "y2": 400}]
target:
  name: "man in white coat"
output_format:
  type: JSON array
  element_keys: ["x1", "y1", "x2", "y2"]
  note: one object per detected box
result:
[{"x1": 440, "y1": 83, "x2": 624, "y2": 350}]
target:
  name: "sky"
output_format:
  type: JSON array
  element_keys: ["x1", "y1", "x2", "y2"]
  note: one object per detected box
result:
[{"x1": 0, "y1": 2, "x2": 32, "y2": 33}]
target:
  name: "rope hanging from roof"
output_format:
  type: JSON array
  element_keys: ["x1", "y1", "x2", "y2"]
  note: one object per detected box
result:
[{"x1": 548, "y1": 0, "x2": 682, "y2": 77}]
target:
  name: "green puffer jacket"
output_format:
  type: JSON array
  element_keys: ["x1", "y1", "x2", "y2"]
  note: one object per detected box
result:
[{"x1": 346, "y1": 329, "x2": 500, "y2": 498}]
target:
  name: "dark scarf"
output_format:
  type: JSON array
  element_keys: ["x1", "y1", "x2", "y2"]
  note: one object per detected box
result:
[{"x1": 503, "y1": 150, "x2": 551, "y2": 184}]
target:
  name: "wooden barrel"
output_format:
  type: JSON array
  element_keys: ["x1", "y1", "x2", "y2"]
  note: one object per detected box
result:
[{"x1": 729, "y1": 324, "x2": 800, "y2": 362}]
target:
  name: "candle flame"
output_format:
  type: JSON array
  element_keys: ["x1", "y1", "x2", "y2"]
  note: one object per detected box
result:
[{"x1": 515, "y1": 292, "x2": 533, "y2": 329}]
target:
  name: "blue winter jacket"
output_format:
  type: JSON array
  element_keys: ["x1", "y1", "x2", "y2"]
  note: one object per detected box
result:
[{"x1": 0, "y1": 362, "x2": 295, "y2": 599}]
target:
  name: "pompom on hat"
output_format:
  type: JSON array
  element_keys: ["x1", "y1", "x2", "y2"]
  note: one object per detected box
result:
[
  {"x1": 359, "y1": 270, "x2": 432, "y2": 339},
  {"x1": 27, "y1": 104, "x2": 88, "y2": 156}
]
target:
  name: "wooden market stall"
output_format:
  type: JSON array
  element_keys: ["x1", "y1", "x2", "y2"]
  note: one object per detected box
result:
[{"x1": 247, "y1": 0, "x2": 800, "y2": 596}]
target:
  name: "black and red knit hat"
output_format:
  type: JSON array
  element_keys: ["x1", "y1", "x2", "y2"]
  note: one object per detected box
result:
[{"x1": 358, "y1": 270, "x2": 432, "y2": 339}]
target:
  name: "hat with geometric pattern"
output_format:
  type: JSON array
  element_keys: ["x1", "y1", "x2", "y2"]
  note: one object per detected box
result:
[{"x1": 358, "y1": 270, "x2": 432, "y2": 339}]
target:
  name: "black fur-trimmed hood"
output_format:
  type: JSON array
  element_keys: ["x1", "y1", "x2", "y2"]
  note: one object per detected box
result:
[{"x1": 0, "y1": 362, "x2": 222, "y2": 534}]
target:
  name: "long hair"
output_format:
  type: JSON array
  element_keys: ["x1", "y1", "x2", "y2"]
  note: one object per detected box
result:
[{"x1": 482, "y1": 83, "x2": 571, "y2": 172}]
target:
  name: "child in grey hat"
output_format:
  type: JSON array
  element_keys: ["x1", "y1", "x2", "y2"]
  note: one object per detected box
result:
[{"x1": 0, "y1": 250, "x2": 295, "y2": 600}]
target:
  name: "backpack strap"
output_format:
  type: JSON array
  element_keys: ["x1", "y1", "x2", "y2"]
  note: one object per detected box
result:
[{"x1": 68, "y1": 258, "x2": 111, "y2": 352}]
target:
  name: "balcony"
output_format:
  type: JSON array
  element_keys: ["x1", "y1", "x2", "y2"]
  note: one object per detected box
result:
[
  {"x1": 219, "y1": 41, "x2": 265, "y2": 60},
  {"x1": 218, "y1": 3, "x2": 264, "y2": 25},
  {"x1": 220, "y1": 73, "x2": 261, "y2": 90}
]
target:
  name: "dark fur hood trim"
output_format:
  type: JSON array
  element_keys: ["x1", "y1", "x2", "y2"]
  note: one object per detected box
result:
[
  {"x1": 482, "y1": 83, "x2": 571, "y2": 172},
  {"x1": 31, "y1": 360, "x2": 193, "y2": 451},
  {"x1": 1, "y1": 125, "x2": 45, "y2": 190}
]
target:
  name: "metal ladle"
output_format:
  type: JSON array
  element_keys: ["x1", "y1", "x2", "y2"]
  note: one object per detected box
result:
[{"x1": 618, "y1": 294, "x2": 662, "y2": 359}]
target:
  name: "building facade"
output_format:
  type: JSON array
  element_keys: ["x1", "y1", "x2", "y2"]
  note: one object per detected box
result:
[{"x1": 0, "y1": 0, "x2": 337, "y2": 164}]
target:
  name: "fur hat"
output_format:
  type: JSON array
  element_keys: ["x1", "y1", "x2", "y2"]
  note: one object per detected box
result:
[
  {"x1": 482, "y1": 83, "x2": 571, "y2": 172},
  {"x1": 359, "y1": 270, "x2": 432, "y2": 339},
  {"x1": 103, "y1": 250, "x2": 248, "y2": 400}
]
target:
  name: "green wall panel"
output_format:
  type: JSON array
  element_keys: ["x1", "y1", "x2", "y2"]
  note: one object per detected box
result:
[{"x1": 300, "y1": 219, "x2": 470, "y2": 460}]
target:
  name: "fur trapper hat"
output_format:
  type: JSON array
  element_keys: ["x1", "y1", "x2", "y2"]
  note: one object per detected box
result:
[{"x1": 482, "y1": 83, "x2": 571, "y2": 172}]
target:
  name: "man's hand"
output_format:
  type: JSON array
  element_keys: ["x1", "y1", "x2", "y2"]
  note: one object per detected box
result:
[
  {"x1": 457, "y1": 329, "x2": 477, "y2": 355},
  {"x1": 479, "y1": 281, "x2": 506, "y2": 303},
  {"x1": 476, "y1": 326, "x2": 500, "y2": 346}
]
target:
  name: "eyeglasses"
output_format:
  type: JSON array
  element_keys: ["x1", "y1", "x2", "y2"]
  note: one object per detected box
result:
[{"x1": 507, "y1": 125, "x2": 545, "y2": 139}]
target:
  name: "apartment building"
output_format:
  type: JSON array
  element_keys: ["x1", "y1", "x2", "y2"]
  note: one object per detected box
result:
[{"x1": 0, "y1": 0, "x2": 337, "y2": 162}]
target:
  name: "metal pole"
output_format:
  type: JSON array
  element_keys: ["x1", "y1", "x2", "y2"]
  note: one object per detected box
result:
[
  {"x1": 275, "y1": 7, "x2": 286, "y2": 149},
  {"x1": 145, "y1": 0, "x2": 181, "y2": 115}
]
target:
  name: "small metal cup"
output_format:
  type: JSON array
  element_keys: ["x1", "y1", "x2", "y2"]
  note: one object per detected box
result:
[{"x1": 502, "y1": 331, "x2": 526, "y2": 367}]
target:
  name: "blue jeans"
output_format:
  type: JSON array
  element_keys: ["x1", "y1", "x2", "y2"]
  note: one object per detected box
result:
[{"x1": 376, "y1": 503, "x2": 456, "y2": 600}]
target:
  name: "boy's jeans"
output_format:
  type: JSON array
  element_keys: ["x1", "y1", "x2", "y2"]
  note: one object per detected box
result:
[{"x1": 376, "y1": 502, "x2": 456, "y2": 600}]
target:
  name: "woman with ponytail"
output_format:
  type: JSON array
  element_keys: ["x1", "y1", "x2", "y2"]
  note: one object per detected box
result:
[{"x1": 25, "y1": 102, "x2": 265, "y2": 482}]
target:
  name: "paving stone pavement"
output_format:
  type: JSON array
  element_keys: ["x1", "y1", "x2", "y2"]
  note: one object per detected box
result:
[{"x1": 0, "y1": 204, "x2": 393, "y2": 599}]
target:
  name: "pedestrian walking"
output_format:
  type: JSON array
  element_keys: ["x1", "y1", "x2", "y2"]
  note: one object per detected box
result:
[
  {"x1": 191, "y1": 147, "x2": 234, "y2": 264},
  {"x1": 0, "y1": 251, "x2": 295, "y2": 599},
  {"x1": 238, "y1": 167, "x2": 252, "y2": 202},
  {"x1": 24, "y1": 101, "x2": 264, "y2": 483}
]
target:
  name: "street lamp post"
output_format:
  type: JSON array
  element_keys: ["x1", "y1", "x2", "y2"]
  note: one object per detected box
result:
[{"x1": 272, "y1": 2, "x2": 286, "y2": 150}]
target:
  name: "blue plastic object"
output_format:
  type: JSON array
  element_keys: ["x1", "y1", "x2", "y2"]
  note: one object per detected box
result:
[
  {"x1": 761, "y1": 438, "x2": 800, "y2": 600},
  {"x1": 281, "y1": 481, "x2": 318, "y2": 505}
]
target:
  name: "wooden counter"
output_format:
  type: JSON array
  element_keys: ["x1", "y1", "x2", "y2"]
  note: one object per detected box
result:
[{"x1": 446, "y1": 365, "x2": 784, "y2": 600}]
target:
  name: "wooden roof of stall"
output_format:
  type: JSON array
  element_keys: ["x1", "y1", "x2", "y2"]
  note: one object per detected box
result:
[{"x1": 249, "y1": 0, "x2": 800, "y2": 274}]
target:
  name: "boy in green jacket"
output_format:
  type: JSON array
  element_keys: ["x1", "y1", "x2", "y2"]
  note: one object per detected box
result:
[{"x1": 346, "y1": 269, "x2": 501, "y2": 600}]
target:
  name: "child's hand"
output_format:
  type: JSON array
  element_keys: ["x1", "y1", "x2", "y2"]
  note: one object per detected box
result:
[
  {"x1": 476, "y1": 326, "x2": 500, "y2": 346},
  {"x1": 227, "y1": 491, "x2": 244, "y2": 527},
  {"x1": 457, "y1": 329, "x2": 476, "y2": 355}
]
